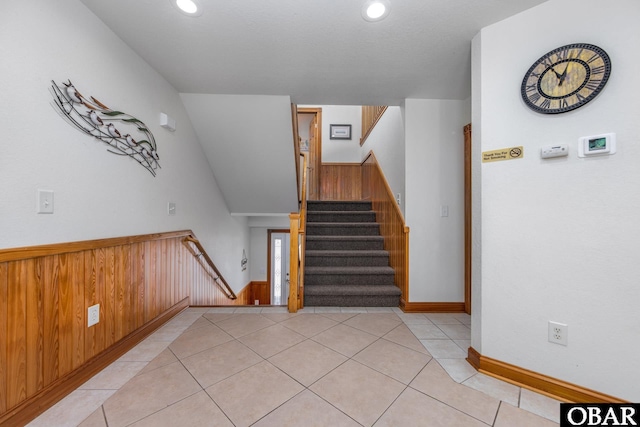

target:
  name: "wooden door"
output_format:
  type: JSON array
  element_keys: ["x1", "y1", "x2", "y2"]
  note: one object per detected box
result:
[{"x1": 297, "y1": 108, "x2": 322, "y2": 201}]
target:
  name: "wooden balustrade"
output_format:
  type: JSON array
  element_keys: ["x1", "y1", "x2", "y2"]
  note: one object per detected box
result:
[
  {"x1": 361, "y1": 151, "x2": 410, "y2": 304},
  {"x1": 360, "y1": 105, "x2": 388, "y2": 146},
  {"x1": 0, "y1": 230, "x2": 235, "y2": 425}
]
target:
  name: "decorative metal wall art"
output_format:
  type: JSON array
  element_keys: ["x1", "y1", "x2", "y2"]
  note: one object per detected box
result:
[{"x1": 51, "y1": 80, "x2": 160, "y2": 176}]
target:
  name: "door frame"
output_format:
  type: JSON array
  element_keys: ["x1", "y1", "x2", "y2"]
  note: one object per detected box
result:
[
  {"x1": 464, "y1": 123, "x2": 472, "y2": 314},
  {"x1": 267, "y1": 229, "x2": 290, "y2": 306},
  {"x1": 297, "y1": 108, "x2": 322, "y2": 200}
]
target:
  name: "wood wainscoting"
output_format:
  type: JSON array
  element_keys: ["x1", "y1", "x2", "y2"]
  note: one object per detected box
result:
[
  {"x1": 233, "y1": 281, "x2": 270, "y2": 305},
  {"x1": 361, "y1": 151, "x2": 409, "y2": 305},
  {"x1": 0, "y1": 230, "x2": 236, "y2": 425},
  {"x1": 320, "y1": 163, "x2": 362, "y2": 201}
]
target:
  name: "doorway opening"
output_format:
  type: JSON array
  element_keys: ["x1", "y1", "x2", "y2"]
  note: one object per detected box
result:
[{"x1": 268, "y1": 229, "x2": 290, "y2": 306}]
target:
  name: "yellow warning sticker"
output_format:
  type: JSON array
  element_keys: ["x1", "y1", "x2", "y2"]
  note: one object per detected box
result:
[{"x1": 482, "y1": 146, "x2": 524, "y2": 163}]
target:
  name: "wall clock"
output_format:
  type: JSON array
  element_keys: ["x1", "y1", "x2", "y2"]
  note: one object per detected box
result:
[{"x1": 521, "y1": 43, "x2": 611, "y2": 114}]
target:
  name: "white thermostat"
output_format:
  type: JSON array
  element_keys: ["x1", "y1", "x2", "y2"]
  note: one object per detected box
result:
[{"x1": 578, "y1": 133, "x2": 616, "y2": 158}]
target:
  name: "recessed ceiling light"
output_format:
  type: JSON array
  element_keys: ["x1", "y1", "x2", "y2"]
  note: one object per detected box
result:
[
  {"x1": 362, "y1": 0, "x2": 390, "y2": 22},
  {"x1": 172, "y1": 0, "x2": 203, "y2": 17}
]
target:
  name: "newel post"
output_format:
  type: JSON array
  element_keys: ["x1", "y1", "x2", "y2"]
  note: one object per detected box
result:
[{"x1": 288, "y1": 213, "x2": 300, "y2": 313}]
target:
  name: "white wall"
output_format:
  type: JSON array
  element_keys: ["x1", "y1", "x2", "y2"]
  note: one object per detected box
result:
[
  {"x1": 474, "y1": 0, "x2": 640, "y2": 400},
  {"x1": 404, "y1": 99, "x2": 470, "y2": 302},
  {"x1": 359, "y1": 106, "x2": 406, "y2": 214},
  {"x1": 301, "y1": 105, "x2": 362, "y2": 163},
  {"x1": 0, "y1": 0, "x2": 250, "y2": 292}
]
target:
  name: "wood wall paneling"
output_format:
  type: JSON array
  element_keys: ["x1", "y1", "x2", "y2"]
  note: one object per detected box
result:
[
  {"x1": 320, "y1": 163, "x2": 362, "y2": 201},
  {"x1": 361, "y1": 152, "x2": 409, "y2": 304},
  {"x1": 0, "y1": 230, "x2": 237, "y2": 425}
]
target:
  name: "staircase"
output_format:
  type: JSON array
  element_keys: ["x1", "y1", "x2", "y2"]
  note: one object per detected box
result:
[{"x1": 304, "y1": 200, "x2": 401, "y2": 307}]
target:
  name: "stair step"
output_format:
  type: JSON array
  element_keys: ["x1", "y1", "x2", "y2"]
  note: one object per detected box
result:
[
  {"x1": 304, "y1": 284, "x2": 401, "y2": 307},
  {"x1": 307, "y1": 211, "x2": 376, "y2": 223},
  {"x1": 305, "y1": 250, "x2": 390, "y2": 267},
  {"x1": 305, "y1": 266, "x2": 395, "y2": 286},
  {"x1": 305, "y1": 284, "x2": 401, "y2": 297},
  {"x1": 307, "y1": 201, "x2": 372, "y2": 212},
  {"x1": 305, "y1": 236, "x2": 384, "y2": 251},
  {"x1": 306, "y1": 222, "x2": 380, "y2": 236}
]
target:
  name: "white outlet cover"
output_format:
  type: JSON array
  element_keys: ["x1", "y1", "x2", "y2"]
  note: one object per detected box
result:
[
  {"x1": 548, "y1": 321, "x2": 568, "y2": 346},
  {"x1": 88, "y1": 304, "x2": 100, "y2": 327}
]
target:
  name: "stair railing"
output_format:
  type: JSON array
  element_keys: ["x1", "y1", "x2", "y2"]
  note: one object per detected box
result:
[
  {"x1": 182, "y1": 235, "x2": 237, "y2": 300},
  {"x1": 360, "y1": 105, "x2": 388, "y2": 146},
  {"x1": 289, "y1": 152, "x2": 308, "y2": 312}
]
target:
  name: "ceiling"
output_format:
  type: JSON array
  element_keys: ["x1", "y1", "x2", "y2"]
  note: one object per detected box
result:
[
  {"x1": 79, "y1": 0, "x2": 548, "y2": 216},
  {"x1": 80, "y1": 0, "x2": 547, "y2": 106}
]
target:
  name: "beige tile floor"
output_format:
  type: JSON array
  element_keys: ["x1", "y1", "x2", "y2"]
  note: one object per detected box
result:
[{"x1": 28, "y1": 307, "x2": 561, "y2": 427}]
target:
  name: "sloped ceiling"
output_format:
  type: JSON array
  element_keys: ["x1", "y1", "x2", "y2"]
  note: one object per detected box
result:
[
  {"x1": 180, "y1": 94, "x2": 298, "y2": 215},
  {"x1": 79, "y1": 0, "x2": 548, "y2": 216}
]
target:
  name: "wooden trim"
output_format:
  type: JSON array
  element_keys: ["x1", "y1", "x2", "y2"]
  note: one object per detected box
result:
[
  {"x1": 0, "y1": 230, "x2": 194, "y2": 262},
  {"x1": 0, "y1": 298, "x2": 189, "y2": 426},
  {"x1": 467, "y1": 347, "x2": 628, "y2": 403},
  {"x1": 401, "y1": 302, "x2": 466, "y2": 313},
  {"x1": 464, "y1": 123, "x2": 472, "y2": 315}
]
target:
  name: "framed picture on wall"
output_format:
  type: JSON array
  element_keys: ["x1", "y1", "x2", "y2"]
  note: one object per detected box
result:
[{"x1": 330, "y1": 124, "x2": 352, "y2": 140}]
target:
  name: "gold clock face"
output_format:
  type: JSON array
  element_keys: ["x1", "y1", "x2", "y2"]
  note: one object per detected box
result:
[{"x1": 521, "y1": 43, "x2": 611, "y2": 114}]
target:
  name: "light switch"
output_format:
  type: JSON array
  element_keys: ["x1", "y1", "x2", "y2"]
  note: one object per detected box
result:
[
  {"x1": 168, "y1": 202, "x2": 176, "y2": 216},
  {"x1": 37, "y1": 190, "x2": 54, "y2": 214},
  {"x1": 440, "y1": 205, "x2": 449, "y2": 217}
]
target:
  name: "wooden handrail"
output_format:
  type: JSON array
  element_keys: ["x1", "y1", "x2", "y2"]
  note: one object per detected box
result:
[
  {"x1": 182, "y1": 235, "x2": 237, "y2": 300},
  {"x1": 0, "y1": 230, "x2": 194, "y2": 263},
  {"x1": 360, "y1": 105, "x2": 388, "y2": 146},
  {"x1": 289, "y1": 153, "x2": 308, "y2": 312}
]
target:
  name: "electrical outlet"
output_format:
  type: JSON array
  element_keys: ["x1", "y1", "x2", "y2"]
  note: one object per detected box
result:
[
  {"x1": 88, "y1": 304, "x2": 100, "y2": 327},
  {"x1": 548, "y1": 321, "x2": 568, "y2": 346}
]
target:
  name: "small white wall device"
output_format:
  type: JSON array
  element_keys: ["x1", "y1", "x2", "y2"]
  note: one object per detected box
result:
[
  {"x1": 160, "y1": 112, "x2": 176, "y2": 132},
  {"x1": 578, "y1": 133, "x2": 616, "y2": 158},
  {"x1": 541, "y1": 144, "x2": 568, "y2": 159}
]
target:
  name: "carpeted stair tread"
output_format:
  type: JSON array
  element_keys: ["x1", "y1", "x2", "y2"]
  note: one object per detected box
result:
[
  {"x1": 306, "y1": 201, "x2": 372, "y2": 211},
  {"x1": 305, "y1": 250, "x2": 389, "y2": 257},
  {"x1": 305, "y1": 284, "x2": 402, "y2": 297},
  {"x1": 305, "y1": 250, "x2": 391, "y2": 267},
  {"x1": 303, "y1": 199, "x2": 400, "y2": 307},
  {"x1": 305, "y1": 266, "x2": 394, "y2": 275},
  {"x1": 307, "y1": 211, "x2": 376, "y2": 223},
  {"x1": 306, "y1": 223, "x2": 380, "y2": 236},
  {"x1": 306, "y1": 236, "x2": 384, "y2": 249}
]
